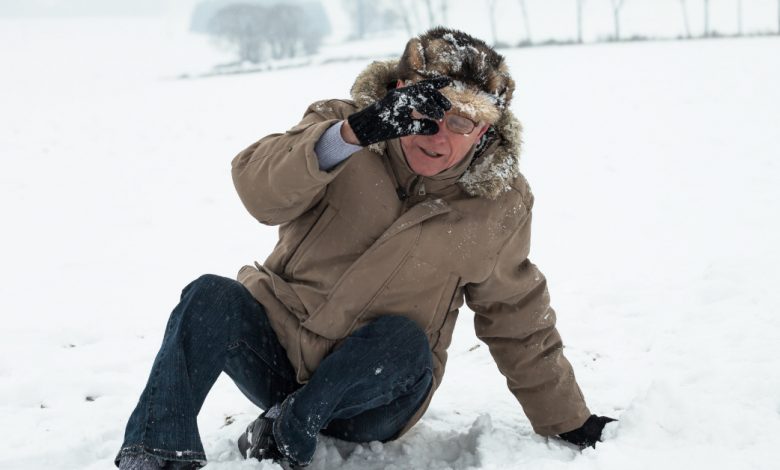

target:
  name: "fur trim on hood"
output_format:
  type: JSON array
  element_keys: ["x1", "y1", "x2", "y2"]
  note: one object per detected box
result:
[{"x1": 350, "y1": 59, "x2": 523, "y2": 200}]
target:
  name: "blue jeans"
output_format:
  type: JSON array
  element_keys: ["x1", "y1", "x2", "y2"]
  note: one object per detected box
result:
[{"x1": 116, "y1": 274, "x2": 433, "y2": 467}]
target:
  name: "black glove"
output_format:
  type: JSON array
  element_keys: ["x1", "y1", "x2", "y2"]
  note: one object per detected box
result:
[
  {"x1": 347, "y1": 77, "x2": 452, "y2": 146},
  {"x1": 558, "y1": 414, "x2": 616, "y2": 449}
]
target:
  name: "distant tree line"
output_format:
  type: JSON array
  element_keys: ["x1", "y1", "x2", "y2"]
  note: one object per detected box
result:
[
  {"x1": 204, "y1": 2, "x2": 327, "y2": 64},
  {"x1": 342, "y1": 0, "x2": 780, "y2": 47},
  {"x1": 201, "y1": 0, "x2": 780, "y2": 66},
  {"x1": 479, "y1": 0, "x2": 780, "y2": 46},
  {"x1": 486, "y1": 0, "x2": 780, "y2": 46}
]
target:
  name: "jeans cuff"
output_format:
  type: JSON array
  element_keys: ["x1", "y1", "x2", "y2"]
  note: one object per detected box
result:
[
  {"x1": 115, "y1": 445, "x2": 207, "y2": 468},
  {"x1": 273, "y1": 393, "x2": 317, "y2": 466}
]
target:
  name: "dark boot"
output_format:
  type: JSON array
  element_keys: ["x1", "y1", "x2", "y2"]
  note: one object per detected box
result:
[{"x1": 237, "y1": 405, "x2": 286, "y2": 463}]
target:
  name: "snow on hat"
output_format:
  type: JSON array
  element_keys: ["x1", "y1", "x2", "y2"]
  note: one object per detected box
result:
[{"x1": 397, "y1": 27, "x2": 515, "y2": 124}]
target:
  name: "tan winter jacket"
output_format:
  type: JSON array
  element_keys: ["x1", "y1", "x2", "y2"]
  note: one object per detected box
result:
[{"x1": 231, "y1": 64, "x2": 590, "y2": 437}]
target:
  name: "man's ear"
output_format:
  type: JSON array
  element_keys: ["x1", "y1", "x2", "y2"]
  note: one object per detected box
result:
[{"x1": 476, "y1": 123, "x2": 491, "y2": 139}]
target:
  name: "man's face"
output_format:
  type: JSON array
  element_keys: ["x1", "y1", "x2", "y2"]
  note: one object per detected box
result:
[
  {"x1": 401, "y1": 111, "x2": 490, "y2": 176},
  {"x1": 400, "y1": 113, "x2": 489, "y2": 177},
  {"x1": 395, "y1": 79, "x2": 491, "y2": 177}
]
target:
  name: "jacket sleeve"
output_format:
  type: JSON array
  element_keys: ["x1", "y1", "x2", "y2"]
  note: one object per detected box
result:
[
  {"x1": 465, "y1": 200, "x2": 591, "y2": 436},
  {"x1": 231, "y1": 100, "x2": 353, "y2": 226}
]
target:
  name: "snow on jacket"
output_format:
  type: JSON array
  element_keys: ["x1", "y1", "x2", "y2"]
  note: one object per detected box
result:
[{"x1": 231, "y1": 62, "x2": 591, "y2": 437}]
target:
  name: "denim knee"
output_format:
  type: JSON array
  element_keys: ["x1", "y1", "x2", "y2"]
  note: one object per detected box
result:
[
  {"x1": 182, "y1": 273, "x2": 243, "y2": 299},
  {"x1": 173, "y1": 274, "x2": 247, "y2": 329}
]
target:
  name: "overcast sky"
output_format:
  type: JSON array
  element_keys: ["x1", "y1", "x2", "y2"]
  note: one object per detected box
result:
[
  {"x1": 0, "y1": 0, "x2": 325, "y2": 19},
  {"x1": 0, "y1": 0, "x2": 180, "y2": 17}
]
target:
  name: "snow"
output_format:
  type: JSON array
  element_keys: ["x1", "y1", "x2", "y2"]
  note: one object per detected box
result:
[{"x1": 1, "y1": 18, "x2": 780, "y2": 470}]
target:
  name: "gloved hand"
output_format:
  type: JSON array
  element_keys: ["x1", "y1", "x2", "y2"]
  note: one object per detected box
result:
[
  {"x1": 347, "y1": 76, "x2": 452, "y2": 146},
  {"x1": 558, "y1": 414, "x2": 616, "y2": 449}
]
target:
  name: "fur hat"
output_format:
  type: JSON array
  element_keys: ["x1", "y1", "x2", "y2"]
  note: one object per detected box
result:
[{"x1": 397, "y1": 27, "x2": 515, "y2": 124}]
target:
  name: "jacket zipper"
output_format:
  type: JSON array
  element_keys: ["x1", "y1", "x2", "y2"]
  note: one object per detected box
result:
[{"x1": 400, "y1": 175, "x2": 422, "y2": 210}]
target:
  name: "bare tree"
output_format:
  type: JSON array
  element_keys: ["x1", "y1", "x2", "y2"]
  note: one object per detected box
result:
[
  {"x1": 395, "y1": 0, "x2": 422, "y2": 36},
  {"x1": 357, "y1": 0, "x2": 369, "y2": 39},
  {"x1": 486, "y1": 0, "x2": 499, "y2": 45},
  {"x1": 609, "y1": 0, "x2": 628, "y2": 41},
  {"x1": 679, "y1": 0, "x2": 691, "y2": 38},
  {"x1": 396, "y1": 1, "x2": 415, "y2": 36},
  {"x1": 208, "y1": 4, "x2": 268, "y2": 63},
  {"x1": 207, "y1": 3, "x2": 324, "y2": 64},
  {"x1": 518, "y1": 0, "x2": 532, "y2": 44},
  {"x1": 344, "y1": 0, "x2": 401, "y2": 39},
  {"x1": 576, "y1": 0, "x2": 586, "y2": 43},
  {"x1": 411, "y1": 2, "x2": 424, "y2": 32},
  {"x1": 424, "y1": 0, "x2": 436, "y2": 27},
  {"x1": 703, "y1": 0, "x2": 711, "y2": 37},
  {"x1": 737, "y1": 0, "x2": 743, "y2": 36},
  {"x1": 342, "y1": 0, "x2": 370, "y2": 39},
  {"x1": 266, "y1": 4, "x2": 307, "y2": 59}
]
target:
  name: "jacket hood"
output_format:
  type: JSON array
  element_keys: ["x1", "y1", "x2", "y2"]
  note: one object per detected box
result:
[{"x1": 350, "y1": 59, "x2": 523, "y2": 200}]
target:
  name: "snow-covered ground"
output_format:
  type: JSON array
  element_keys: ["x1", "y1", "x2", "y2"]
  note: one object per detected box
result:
[{"x1": 1, "y1": 19, "x2": 779, "y2": 470}]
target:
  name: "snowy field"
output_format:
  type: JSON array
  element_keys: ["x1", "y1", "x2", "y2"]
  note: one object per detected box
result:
[{"x1": 1, "y1": 19, "x2": 779, "y2": 470}]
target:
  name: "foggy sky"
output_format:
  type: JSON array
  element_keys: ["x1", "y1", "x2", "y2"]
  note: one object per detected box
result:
[{"x1": 0, "y1": 0, "x2": 177, "y2": 17}]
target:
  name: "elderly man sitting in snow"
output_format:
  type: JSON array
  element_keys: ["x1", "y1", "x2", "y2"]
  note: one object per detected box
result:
[{"x1": 115, "y1": 27, "x2": 615, "y2": 469}]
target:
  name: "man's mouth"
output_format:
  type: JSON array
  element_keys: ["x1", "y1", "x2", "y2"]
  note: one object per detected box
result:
[{"x1": 421, "y1": 147, "x2": 443, "y2": 158}]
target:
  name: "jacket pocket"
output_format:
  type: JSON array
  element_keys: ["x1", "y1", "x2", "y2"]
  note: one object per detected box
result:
[{"x1": 284, "y1": 204, "x2": 338, "y2": 277}]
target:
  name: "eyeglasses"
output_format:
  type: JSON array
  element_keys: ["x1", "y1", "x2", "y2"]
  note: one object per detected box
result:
[{"x1": 411, "y1": 109, "x2": 480, "y2": 136}]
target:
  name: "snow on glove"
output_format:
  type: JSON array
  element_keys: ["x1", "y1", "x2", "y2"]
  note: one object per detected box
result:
[
  {"x1": 347, "y1": 76, "x2": 452, "y2": 146},
  {"x1": 558, "y1": 414, "x2": 616, "y2": 449}
]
